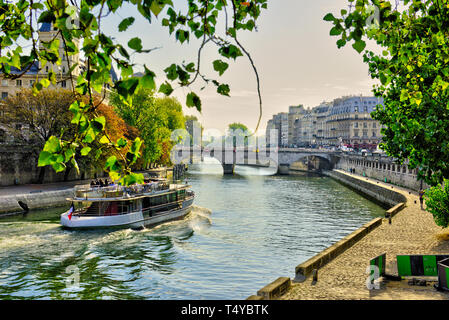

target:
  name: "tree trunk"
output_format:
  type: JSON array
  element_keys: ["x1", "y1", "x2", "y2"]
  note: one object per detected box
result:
[
  {"x1": 37, "y1": 166, "x2": 46, "y2": 184},
  {"x1": 64, "y1": 167, "x2": 72, "y2": 182}
]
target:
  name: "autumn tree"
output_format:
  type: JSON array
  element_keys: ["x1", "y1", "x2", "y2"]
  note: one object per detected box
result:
[
  {"x1": 0, "y1": 88, "x2": 76, "y2": 182},
  {"x1": 111, "y1": 89, "x2": 185, "y2": 168}
]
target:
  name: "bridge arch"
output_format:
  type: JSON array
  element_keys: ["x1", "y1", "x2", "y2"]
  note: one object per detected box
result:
[{"x1": 288, "y1": 154, "x2": 332, "y2": 172}]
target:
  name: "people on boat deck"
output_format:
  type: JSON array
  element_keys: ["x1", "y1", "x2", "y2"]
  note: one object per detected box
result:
[{"x1": 90, "y1": 178, "x2": 111, "y2": 187}]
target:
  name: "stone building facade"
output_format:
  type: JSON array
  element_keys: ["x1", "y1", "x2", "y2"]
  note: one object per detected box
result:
[
  {"x1": 326, "y1": 96, "x2": 383, "y2": 150},
  {"x1": 266, "y1": 95, "x2": 384, "y2": 150}
]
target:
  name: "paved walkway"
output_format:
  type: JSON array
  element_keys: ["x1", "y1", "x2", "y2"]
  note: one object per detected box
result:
[
  {"x1": 281, "y1": 170, "x2": 449, "y2": 300},
  {"x1": 0, "y1": 179, "x2": 92, "y2": 196}
]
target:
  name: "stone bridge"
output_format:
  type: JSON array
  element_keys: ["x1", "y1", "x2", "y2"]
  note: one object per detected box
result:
[{"x1": 173, "y1": 146, "x2": 341, "y2": 175}]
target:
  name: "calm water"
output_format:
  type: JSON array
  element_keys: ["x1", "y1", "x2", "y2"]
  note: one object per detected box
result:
[{"x1": 0, "y1": 161, "x2": 386, "y2": 300}]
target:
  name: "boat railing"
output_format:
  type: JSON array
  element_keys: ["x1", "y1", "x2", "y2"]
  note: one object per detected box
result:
[{"x1": 74, "y1": 181, "x2": 172, "y2": 199}]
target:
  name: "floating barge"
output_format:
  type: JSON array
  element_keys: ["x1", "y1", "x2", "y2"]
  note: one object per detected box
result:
[{"x1": 61, "y1": 179, "x2": 194, "y2": 230}]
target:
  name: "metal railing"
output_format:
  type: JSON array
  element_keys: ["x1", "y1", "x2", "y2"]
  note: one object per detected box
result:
[{"x1": 74, "y1": 181, "x2": 171, "y2": 199}]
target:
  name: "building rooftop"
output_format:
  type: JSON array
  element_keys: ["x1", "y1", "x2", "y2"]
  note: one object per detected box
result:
[
  {"x1": 39, "y1": 22, "x2": 52, "y2": 32},
  {"x1": 1, "y1": 61, "x2": 40, "y2": 75}
]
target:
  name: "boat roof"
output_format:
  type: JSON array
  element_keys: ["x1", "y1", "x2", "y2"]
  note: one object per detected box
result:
[{"x1": 68, "y1": 183, "x2": 191, "y2": 202}]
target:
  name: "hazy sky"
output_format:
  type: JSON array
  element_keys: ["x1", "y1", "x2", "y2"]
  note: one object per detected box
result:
[{"x1": 104, "y1": 0, "x2": 380, "y2": 134}]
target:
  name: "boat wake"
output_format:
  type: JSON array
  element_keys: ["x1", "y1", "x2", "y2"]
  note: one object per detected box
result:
[{"x1": 188, "y1": 205, "x2": 212, "y2": 231}]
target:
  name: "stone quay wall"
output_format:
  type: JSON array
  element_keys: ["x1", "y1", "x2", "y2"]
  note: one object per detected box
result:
[
  {"x1": 324, "y1": 169, "x2": 406, "y2": 207},
  {"x1": 0, "y1": 143, "x2": 105, "y2": 186},
  {"x1": 0, "y1": 188, "x2": 73, "y2": 214},
  {"x1": 335, "y1": 154, "x2": 429, "y2": 191}
]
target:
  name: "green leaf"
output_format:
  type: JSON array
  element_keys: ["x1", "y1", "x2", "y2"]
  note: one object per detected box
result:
[
  {"x1": 128, "y1": 37, "x2": 143, "y2": 51},
  {"x1": 140, "y1": 66, "x2": 156, "y2": 90},
  {"x1": 92, "y1": 116, "x2": 106, "y2": 133},
  {"x1": 43, "y1": 136, "x2": 61, "y2": 153},
  {"x1": 118, "y1": 17, "x2": 135, "y2": 32},
  {"x1": 121, "y1": 172, "x2": 144, "y2": 186},
  {"x1": 80, "y1": 146, "x2": 92, "y2": 156},
  {"x1": 175, "y1": 30, "x2": 189, "y2": 44},
  {"x1": 352, "y1": 40, "x2": 366, "y2": 53},
  {"x1": 213, "y1": 60, "x2": 229, "y2": 76},
  {"x1": 159, "y1": 82, "x2": 174, "y2": 95},
  {"x1": 186, "y1": 92, "x2": 202, "y2": 112},
  {"x1": 219, "y1": 45, "x2": 243, "y2": 60},
  {"x1": 217, "y1": 84, "x2": 230, "y2": 96},
  {"x1": 64, "y1": 148, "x2": 75, "y2": 162},
  {"x1": 99, "y1": 135, "x2": 109, "y2": 144},
  {"x1": 330, "y1": 26, "x2": 343, "y2": 36},
  {"x1": 52, "y1": 162, "x2": 66, "y2": 173},
  {"x1": 40, "y1": 78, "x2": 50, "y2": 88},
  {"x1": 38, "y1": 151, "x2": 53, "y2": 167},
  {"x1": 130, "y1": 137, "x2": 143, "y2": 154},
  {"x1": 150, "y1": 1, "x2": 165, "y2": 17},
  {"x1": 105, "y1": 155, "x2": 120, "y2": 171},
  {"x1": 71, "y1": 158, "x2": 80, "y2": 175},
  {"x1": 164, "y1": 64, "x2": 178, "y2": 81},
  {"x1": 38, "y1": 11, "x2": 56, "y2": 24},
  {"x1": 323, "y1": 13, "x2": 336, "y2": 22},
  {"x1": 116, "y1": 138, "x2": 127, "y2": 148}
]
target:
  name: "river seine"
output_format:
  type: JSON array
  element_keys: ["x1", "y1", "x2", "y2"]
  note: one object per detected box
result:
[{"x1": 0, "y1": 162, "x2": 385, "y2": 299}]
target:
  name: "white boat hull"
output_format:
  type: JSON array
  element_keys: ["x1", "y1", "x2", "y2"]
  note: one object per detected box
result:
[{"x1": 61, "y1": 198, "x2": 194, "y2": 230}]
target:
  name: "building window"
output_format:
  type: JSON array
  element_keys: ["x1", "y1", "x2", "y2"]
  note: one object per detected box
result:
[
  {"x1": 363, "y1": 122, "x2": 367, "y2": 128},
  {"x1": 62, "y1": 66, "x2": 66, "y2": 73},
  {"x1": 1, "y1": 79, "x2": 7, "y2": 86},
  {"x1": 354, "y1": 122, "x2": 358, "y2": 128},
  {"x1": 373, "y1": 122, "x2": 376, "y2": 128},
  {"x1": 61, "y1": 80, "x2": 67, "y2": 88},
  {"x1": 1, "y1": 92, "x2": 8, "y2": 99},
  {"x1": 16, "y1": 80, "x2": 22, "y2": 87},
  {"x1": 45, "y1": 66, "x2": 49, "y2": 73},
  {"x1": 372, "y1": 131, "x2": 376, "y2": 137},
  {"x1": 29, "y1": 80, "x2": 35, "y2": 87}
]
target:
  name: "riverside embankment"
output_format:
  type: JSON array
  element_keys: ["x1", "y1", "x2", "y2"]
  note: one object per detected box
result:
[
  {"x1": 274, "y1": 169, "x2": 449, "y2": 300},
  {"x1": 0, "y1": 181, "x2": 80, "y2": 214}
]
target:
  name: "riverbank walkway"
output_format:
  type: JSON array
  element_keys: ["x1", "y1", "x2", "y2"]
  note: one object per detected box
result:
[
  {"x1": 0, "y1": 179, "x2": 89, "y2": 197},
  {"x1": 281, "y1": 170, "x2": 449, "y2": 300}
]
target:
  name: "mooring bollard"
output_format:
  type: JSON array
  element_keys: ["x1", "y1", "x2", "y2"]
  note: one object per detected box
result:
[{"x1": 312, "y1": 269, "x2": 318, "y2": 285}]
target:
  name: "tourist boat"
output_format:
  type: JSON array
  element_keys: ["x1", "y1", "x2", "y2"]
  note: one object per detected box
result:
[{"x1": 60, "y1": 178, "x2": 195, "y2": 230}]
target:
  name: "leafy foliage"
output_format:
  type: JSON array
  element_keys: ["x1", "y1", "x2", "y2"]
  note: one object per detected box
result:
[
  {"x1": 0, "y1": 0, "x2": 267, "y2": 185},
  {"x1": 424, "y1": 182, "x2": 449, "y2": 229},
  {"x1": 111, "y1": 88, "x2": 185, "y2": 168},
  {"x1": 327, "y1": 0, "x2": 449, "y2": 187}
]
